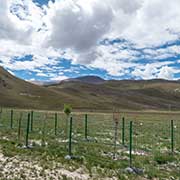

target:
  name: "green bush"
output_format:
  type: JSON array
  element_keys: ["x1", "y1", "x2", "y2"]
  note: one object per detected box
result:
[
  {"x1": 63, "y1": 104, "x2": 72, "y2": 139},
  {"x1": 154, "y1": 153, "x2": 175, "y2": 164},
  {"x1": 63, "y1": 104, "x2": 72, "y2": 116}
]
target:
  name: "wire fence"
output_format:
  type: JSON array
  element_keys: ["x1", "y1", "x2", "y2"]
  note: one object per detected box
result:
[{"x1": 0, "y1": 108, "x2": 180, "y2": 173}]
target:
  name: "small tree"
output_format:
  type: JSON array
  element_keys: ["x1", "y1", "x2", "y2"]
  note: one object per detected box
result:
[
  {"x1": 64, "y1": 104, "x2": 72, "y2": 116},
  {"x1": 63, "y1": 104, "x2": 72, "y2": 139}
]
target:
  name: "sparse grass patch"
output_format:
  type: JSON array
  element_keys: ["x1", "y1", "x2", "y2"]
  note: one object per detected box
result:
[
  {"x1": 154, "y1": 153, "x2": 176, "y2": 165},
  {"x1": 0, "y1": 109, "x2": 180, "y2": 179}
]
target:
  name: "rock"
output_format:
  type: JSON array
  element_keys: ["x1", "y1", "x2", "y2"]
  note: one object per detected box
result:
[
  {"x1": 169, "y1": 176, "x2": 175, "y2": 180},
  {"x1": 125, "y1": 167, "x2": 134, "y2": 174},
  {"x1": 132, "y1": 167, "x2": 144, "y2": 175},
  {"x1": 125, "y1": 167, "x2": 144, "y2": 175},
  {"x1": 64, "y1": 155, "x2": 71, "y2": 160}
]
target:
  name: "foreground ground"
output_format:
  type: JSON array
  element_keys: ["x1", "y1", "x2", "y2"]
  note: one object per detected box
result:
[{"x1": 0, "y1": 109, "x2": 180, "y2": 179}]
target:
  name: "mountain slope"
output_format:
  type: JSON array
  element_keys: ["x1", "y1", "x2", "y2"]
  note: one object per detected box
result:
[
  {"x1": 0, "y1": 67, "x2": 68, "y2": 109},
  {"x1": 1, "y1": 66, "x2": 180, "y2": 111},
  {"x1": 46, "y1": 78, "x2": 180, "y2": 110}
]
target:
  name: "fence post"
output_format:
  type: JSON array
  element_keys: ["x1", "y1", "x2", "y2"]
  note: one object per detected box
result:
[
  {"x1": 25, "y1": 113, "x2": 30, "y2": 147},
  {"x1": 113, "y1": 121, "x2": 118, "y2": 159},
  {"x1": 85, "y1": 114, "x2": 88, "y2": 140},
  {"x1": 171, "y1": 120, "x2": 174, "y2": 153},
  {"x1": 129, "y1": 121, "x2": 133, "y2": 167},
  {"x1": 0, "y1": 107, "x2": 2, "y2": 122},
  {"x1": 41, "y1": 114, "x2": 47, "y2": 147},
  {"x1": 122, "y1": 117, "x2": 125, "y2": 145},
  {"x1": 10, "y1": 110, "x2": 13, "y2": 129},
  {"x1": 18, "y1": 113, "x2": 22, "y2": 143},
  {"x1": 30, "y1": 111, "x2": 34, "y2": 132},
  {"x1": 55, "y1": 113, "x2": 58, "y2": 135},
  {"x1": 68, "y1": 117, "x2": 73, "y2": 156}
]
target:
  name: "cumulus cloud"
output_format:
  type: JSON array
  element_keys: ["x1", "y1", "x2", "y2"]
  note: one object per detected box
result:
[
  {"x1": 0, "y1": 0, "x2": 180, "y2": 80},
  {"x1": 0, "y1": 0, "x2": 32, "y2": 43},
  {"x1": 44, "y1": 0, "x2": 180, "y2": 69},
  {"x1": 47, "y1": 0, "x2": 113, "y2": 51},
  {"x1": 45, "y1": 0, "x2": 144, "y2": 64},
  {"x1": 122, "y1": 0, "x2": 180, "y2": 47},
  {"x1": 132, "y1": 62, "x2": 180, "y2": 80},
  {"x1": 157, "y1": 66, "x2": 175, "y2": 80}
]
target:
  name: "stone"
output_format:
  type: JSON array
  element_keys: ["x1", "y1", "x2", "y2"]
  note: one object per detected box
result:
[{"x1": 64, "y1": 155, "x2": 71, "y2": 160}]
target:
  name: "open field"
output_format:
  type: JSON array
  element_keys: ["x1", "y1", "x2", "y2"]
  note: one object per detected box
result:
[{"x1": 0, "y1": 108, "x2": 180, "y2": 179}]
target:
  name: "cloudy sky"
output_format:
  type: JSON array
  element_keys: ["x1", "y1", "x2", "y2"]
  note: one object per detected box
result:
[{"x1": 0, "y1": 0, "x2": 180, "y2": 81}]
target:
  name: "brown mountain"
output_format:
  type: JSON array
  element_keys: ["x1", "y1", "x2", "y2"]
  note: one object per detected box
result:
[
  {"x1": 0, "y1": 66, "x2": 65, "y2": 109},
  {"x1": 1, "y1": 66, "x2": 180, "y2": 111}
]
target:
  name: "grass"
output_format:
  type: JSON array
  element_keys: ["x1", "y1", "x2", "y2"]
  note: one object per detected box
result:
[{"x1": 0, "y1": 108, "x2": 180, "y2": 179}]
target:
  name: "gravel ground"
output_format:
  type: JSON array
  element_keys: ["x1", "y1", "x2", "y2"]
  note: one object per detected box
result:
[{"x1": 0, "y1": 151, "x2": 90, "y2": 180}]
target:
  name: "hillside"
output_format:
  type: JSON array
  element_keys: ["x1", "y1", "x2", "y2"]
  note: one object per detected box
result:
[
  {"x1": 0, "y1": 67, "x2": 67, "y2": 109},
  {"x1": 1, "y1": 66, "x2": 180, "y2": 110},
  {"x1": 47, "y1": 77, "x2": 180, "y2": 111}
]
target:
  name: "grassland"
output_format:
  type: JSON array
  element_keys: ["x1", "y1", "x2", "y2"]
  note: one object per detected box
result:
[{"x1": 0, "y1": 108, "x2": 179, "y2": 179}]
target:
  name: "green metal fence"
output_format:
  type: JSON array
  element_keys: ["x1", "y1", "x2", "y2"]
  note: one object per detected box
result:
[{"x1": 0, "y1": 108, "x2": 180, "y2": 177}]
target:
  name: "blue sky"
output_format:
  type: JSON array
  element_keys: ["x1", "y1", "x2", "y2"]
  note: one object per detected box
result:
[
  {"x1": 33, "y1": 0, "x2": 55, "y2": 6},
  {"x1": 0, "y1": 0, "x2": 180, "y2": 82},
  {"x1": 34, "y1": 0, "x2": 49, "y2": 5}
]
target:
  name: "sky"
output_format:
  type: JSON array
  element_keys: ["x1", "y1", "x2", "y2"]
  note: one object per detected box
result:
[{"x1": 0, "y1": 0, "x2": 180, "y2": 82}]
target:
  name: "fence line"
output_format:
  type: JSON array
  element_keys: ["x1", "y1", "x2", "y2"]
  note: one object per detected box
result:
[{"x1": 0, "y1": 108, "x2": 179, "y2": 169}]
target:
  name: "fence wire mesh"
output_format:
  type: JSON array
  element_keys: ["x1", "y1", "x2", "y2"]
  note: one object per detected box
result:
[{"x1": 0, "y1": 109, "x2": 180, "y2": 178}]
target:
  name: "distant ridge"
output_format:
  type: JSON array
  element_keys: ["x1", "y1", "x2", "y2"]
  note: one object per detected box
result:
[
  {"x1": 31, "y1": 76, "x2": 105, "y2": 86},
  {"x1": 31, "y1": 76, "x2": 180, "y2": 86},
  {"x1": 63, "y1": 76, "x2": 106, "y2": 84}
]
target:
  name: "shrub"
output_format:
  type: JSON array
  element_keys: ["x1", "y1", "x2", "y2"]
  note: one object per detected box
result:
[
  {"x1": 63, "y1": 104, "x2": 72, "y2": 116},
  {"x1": 63, "y1": 104, "x2": 72, "y2": 139},
  {"x1": 154, "y1": 153, "x2": 175, "y2": 164}
]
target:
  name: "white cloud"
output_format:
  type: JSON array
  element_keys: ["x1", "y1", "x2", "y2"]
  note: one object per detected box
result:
[
  {"x1": 157, "y1": 66, "x2": 174, "y2": 80},
  {"x1": 44, "y1": 0, "x2": 144, "y2": 64},
  {"x1": 50, "y1": 75, "x2": 68, "y2": 81},
  {"x1": 47, "y1": 0, "x2": 113, "y2": 51},
  {"x1": 0, "y1": 0, "x2": 180, "y2": 80},
  {"x1": 0, "y1": 0, "x2": 32, "y2": 43},
  {"x1": 122, "y1": 0, "x2": 180, "y2": 47},
  {"x1": 143, "y1": 45, "x2": 180, "y2": 60},
  {"x1": 36, "y1": 72, "x2": 49, "y2": 77},
  {"x1": 132, "y1": 61, "x2": 180, "y2": 80},
  {"x1": 44, "y1": 0, "x2": 180, "y2": 70}
]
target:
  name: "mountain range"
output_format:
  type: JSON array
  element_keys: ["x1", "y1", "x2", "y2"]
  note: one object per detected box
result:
[{"x1": 1, "y1": 66, "x2": 180, "y2": 111}]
